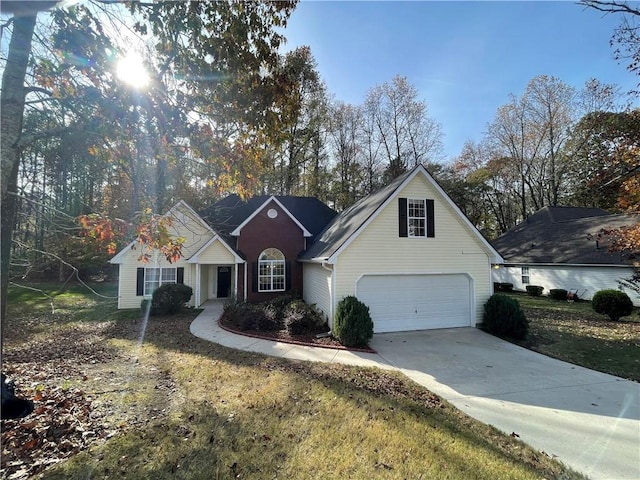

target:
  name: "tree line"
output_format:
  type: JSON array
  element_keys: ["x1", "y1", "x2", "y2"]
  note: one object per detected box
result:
[{"x1": 1, "y1": 0, "x2": 638, "y2": 304}]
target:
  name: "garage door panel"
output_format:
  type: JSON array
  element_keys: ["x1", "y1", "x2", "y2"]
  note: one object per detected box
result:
[{"x1": 357, "y1": 274, "x2": 471, "y2": 333}]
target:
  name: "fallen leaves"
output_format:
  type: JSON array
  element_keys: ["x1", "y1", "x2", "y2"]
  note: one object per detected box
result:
[
  {"x1": 1, "y1": 383, "x2": 116, "y2": 479},
  {"x1": 1, "y1": 310, "x2": 196, "y2": 480}
]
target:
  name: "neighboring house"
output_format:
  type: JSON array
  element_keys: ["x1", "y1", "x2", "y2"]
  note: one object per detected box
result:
[
  {"x1": 491, "y1": 206, "x2": 640, "y2": 305},
  {"x1": 111, "y1": 164, "x2": 503, "y2": 332}
]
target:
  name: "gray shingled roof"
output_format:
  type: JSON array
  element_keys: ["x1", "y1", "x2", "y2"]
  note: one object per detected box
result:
[
  {"x1": 491, "y1": 206, "x2": 638, "y2": 265},
  {"x1": 300, "y1": 169, "x2": 412, "y2": 261},
  {"x1": 199, "y1": 194, "x2": 337, "y2": 248}
]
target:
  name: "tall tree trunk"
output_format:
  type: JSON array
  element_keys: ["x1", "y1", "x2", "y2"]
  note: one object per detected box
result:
[{"x1": 1, "y1": 14, "x2": 37, "y2": 338}]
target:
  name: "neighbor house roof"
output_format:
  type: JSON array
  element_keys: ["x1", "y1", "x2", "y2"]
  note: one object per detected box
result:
[
  {"x1": 491, "y1": 206, "x2": 638, "y2": 265},
  {"x1": 301, "y1": 164, "x2": 503, "y2": 264}
]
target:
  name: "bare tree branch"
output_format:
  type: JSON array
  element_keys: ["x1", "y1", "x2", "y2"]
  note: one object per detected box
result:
[{"x1": 579, "y1": 1, "x2": 640, "y2": 16}]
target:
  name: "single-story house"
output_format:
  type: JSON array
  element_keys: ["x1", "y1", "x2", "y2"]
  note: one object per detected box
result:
[
  {"x1": 110, "y1": 164, "x2": 503, "y2": 332},
  {"x1": 491, "y1": 206, "x2": 640, "y2": 305}
]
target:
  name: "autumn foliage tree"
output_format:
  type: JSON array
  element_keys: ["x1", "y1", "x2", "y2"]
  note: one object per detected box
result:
[
  {"x1": 1, "y1": 0, "x2": 299, "y2": 332},
  {"x1": 580, "y1": 2, "x2": 640, "y2": 264}
]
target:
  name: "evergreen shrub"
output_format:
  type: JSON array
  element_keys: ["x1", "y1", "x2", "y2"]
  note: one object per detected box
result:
[
  {"x1": 525, "y1": 285, "x2": 544, "y2": 297},
  {"x1": 549, "y1": 289, "x2": 568, "y2": 300},
  {"x1": 333, "y1": 296, "x2": 374, "y2": 348},
  {"x1": 592, "y1": 290, "x2": 634, "y2": 321},
  {"x1": 482, "y1": 294, "x2": 528, "y2": 340},
  {"x1": 150, "y1": 283, "x2": 193, "y2": 315}
]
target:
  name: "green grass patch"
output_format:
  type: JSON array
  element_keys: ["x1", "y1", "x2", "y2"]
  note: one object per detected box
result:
[{"x1": 506, "y1": 292, "x2": 640, "y2": 381}]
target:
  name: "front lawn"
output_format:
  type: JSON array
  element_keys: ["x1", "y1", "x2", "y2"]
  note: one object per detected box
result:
[
  {"x1": 1, "y1": 283, "x2": 583, "y2": 480},
  {"x1": 506, "y1": 292, "x2": 640, "y2": 382}
]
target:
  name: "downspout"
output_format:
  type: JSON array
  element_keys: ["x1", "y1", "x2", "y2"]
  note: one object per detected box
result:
[{"x1": 322, "y1": 262, "x2": 334, "y2": 331}]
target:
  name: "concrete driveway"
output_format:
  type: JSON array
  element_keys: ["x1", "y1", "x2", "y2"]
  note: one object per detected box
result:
[
  {"x1": 371, "y1": 329, "x2": 640, "y2": 480},
  {"x1": 191, "y1": 303, "x2": 639, "y2": 480}
]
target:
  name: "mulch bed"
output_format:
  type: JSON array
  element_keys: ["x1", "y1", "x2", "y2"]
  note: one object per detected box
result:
[{"x1": 217, "y1": 318, "x2": 376, "y2": 353}]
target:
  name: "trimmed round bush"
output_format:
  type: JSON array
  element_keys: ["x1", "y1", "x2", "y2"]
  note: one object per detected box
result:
[
  {"x1": 549, "y1": 289, "x2": 568, "y2": 301},
  {"x1": 482, "y1": 294, "x2": 528, "y2": 340},
  {"x1": 149, "y1": 283, "x2": 193, "y2": 315},
  {"x1": 333, "y1": 296, "x2": 374, "y2": 348},
  {"x1": 525, "y1": 285, "x2": 544, "y2": 297},
  {"x1": 592, "y1": 289, "x2": 634, "y2": 321}
]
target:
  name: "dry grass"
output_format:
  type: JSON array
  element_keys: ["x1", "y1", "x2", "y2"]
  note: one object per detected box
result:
[
  {"x1": 510, "y1": 293, "x2": 640, "y2": 381},
  {"x1": 2, "y1": 284, "x2": 584, "y2": 480}
]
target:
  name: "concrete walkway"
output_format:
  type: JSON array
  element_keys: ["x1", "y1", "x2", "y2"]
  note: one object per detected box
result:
[{"x1": 191, "y1": 301, "x2": 640, "y2": 480}]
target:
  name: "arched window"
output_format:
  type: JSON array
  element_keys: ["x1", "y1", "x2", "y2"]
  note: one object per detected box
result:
[{"x1": 258, "y1": 248, "x2": 285, "y2": 292}]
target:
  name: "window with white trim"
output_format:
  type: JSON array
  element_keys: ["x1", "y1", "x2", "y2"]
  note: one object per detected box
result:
[
  {"x1": 258, "y1": 248, "x2": 285, "y2": 292},
  {"x1": 521, "y1": 267, "x2": 530, "y2": 285},
  {"x1": 144, "y1": 267, "x2": 177, "y2": 296},
  {"x1": 408, "y1": 199, "x2": 426, "y2": 237}
]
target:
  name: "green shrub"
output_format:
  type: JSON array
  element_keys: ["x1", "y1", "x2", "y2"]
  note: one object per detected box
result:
[
  {"x1": 333, "y1": 296, "x2": 374, "y2": 348},
  {"x1": 549, "y1": 289, "x2": 568, "y2": 300},
  {"x1": 149, "y1": 283, "x2": 193, "y2": 315},
  {"x1": 525, "y1": 285, "x2": 544, "y2": 297},
  {"x1": 284, "y1": 300, "x2": 327, "y2": 335},
  {"x1": 592, "y1": 289, "x2": 634, "y2": 321},
  {"x1": 496, "y1": 282, "x2": 513, "y2": 292},
  {"x1": 482, "y1": 294, "x2": 528, "y2": 340}
]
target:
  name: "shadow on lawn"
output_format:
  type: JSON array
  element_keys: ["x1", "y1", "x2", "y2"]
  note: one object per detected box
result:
[{"x1": 43, "y1": 313, "x2": 577, "y2": 480}]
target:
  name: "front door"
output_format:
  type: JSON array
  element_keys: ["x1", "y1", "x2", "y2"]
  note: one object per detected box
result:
[{"x1": 217, "y1": 266, "x2": 231, "y2": 298}]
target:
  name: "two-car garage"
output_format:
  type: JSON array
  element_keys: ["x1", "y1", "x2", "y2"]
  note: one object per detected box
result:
[{"x1": 356, "y1": 273, "x2": 473, "y2": 333}]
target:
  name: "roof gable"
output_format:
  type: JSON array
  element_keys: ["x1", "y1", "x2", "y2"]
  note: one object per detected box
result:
[
  {"x1": 199, "y1": 195, "x2": 337, "y2": 241},
  {"x1": 230, "y1": 196, "x2": 312, "y2": 237},
  {"x1": 492, "y1": 207, "x2": 638, "y2": 265},
  {"x1": 109, "y1": 200, "x2": 214, "y2": 264},
  {"x1": 187, "y1": 234, "x2": 244, "y2": 263},
  {"x1": 301, "y1": 164, "x2": 503, "y2": 263}
]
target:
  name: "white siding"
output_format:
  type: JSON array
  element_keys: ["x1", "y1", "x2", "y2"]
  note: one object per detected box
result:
[
  {"x1": 303, "y1": 263, "x2": 332, "y2": 323},
  {"x1": 494, "y1": 265, "x2": 640, "y2": 305},
  {"x1": 116, "y1": 249, "x2": 197, "y2": 309},
  {"x1": 200, "y1": 266, "x2": 210, "y2": 304},
  {"x1": 167, "y1": 205, "x2": 214, "y2": 258},
  {"x1": 116, "y1": 203, "x2": 214, "y2": 309},
  {"x1": 335, "y1": 175, "x2": 491, "y2": 325},
  {"x1": 194, "y1": 239, "x2": 236, "y2": 264}
]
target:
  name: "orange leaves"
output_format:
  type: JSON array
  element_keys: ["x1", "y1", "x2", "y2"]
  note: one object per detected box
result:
[
  {"x1": 597, "y1": 222, "x2": 640, "y2": 262},
  {"x1": 617, "y1": 170, "x2": 640, "y2": 214},
  {"x1": 78, "y1": 214, "x2": 128, "y2": 255},
  {"x1": 132, "y1": 210, "x2": 185, "y2": 264},
  {"x1": 78, "y1": 210, "x2": 184, "y2": 264}
]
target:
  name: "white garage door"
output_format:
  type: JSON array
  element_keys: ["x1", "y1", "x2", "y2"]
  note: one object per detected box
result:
[{"x1": 356, "y1": 274, "x2": 472, "y2": 333}]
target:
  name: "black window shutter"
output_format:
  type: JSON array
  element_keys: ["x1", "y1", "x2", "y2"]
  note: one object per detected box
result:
[
  {"x1": 285, "y1": 261, "x2": 292, "y2": 291},
  {"x1": 136, "y1": 268, "x2": 144, "y2": 296},
  {"x1": 252, "y1": 262, "x2": 258, "y2": 292},
  {"x1": 398, "y1": 198, "x2": 408, "y2": 237},
  {"x1": 426, "y1": 199, "x2": 435, "y2": 238},
  {"x1": 177, "y1": 267, "x2": 184, "y2": 284}
]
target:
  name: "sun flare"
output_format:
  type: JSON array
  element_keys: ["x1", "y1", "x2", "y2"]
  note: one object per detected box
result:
[{"x1": 116, "y1": 52, "x2": 150, "y2": 89}]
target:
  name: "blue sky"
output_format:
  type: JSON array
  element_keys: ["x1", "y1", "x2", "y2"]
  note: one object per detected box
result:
[{"x1": 281, "y1": 1, "x2": 639, "y2": 160}]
